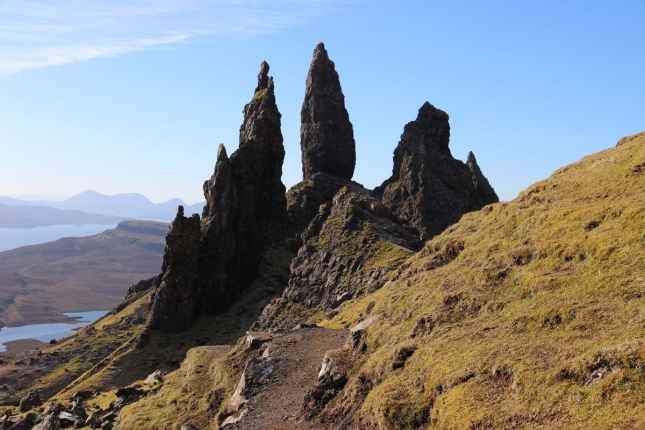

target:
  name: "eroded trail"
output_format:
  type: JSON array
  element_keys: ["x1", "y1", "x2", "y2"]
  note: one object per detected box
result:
[{"x1": 227, "y1": 327, "x2": 347, "y2": 430}]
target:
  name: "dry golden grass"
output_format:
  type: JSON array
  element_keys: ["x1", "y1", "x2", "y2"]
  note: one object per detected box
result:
[
  {"x1": 117, "y1": 345, "x2": 233, "y2": 430},
  {"x1": 322, "y1": 134, "x2": 645, "y2": 429}
]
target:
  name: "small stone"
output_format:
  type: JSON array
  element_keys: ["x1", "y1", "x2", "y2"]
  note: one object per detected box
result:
[
  {"x1": 144, "y1": 370, "x2": 163, "y2": 385},
  {"x1": 19, "y1": 391, "x2": 42, "y2": 412},
  {"x1": 244, "y1": 333, "x2": 272, "y2": 350}
]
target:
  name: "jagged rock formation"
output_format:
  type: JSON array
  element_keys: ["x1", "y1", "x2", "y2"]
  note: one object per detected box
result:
[
  {"x1": 300, "y1": 42, "x2": 356, "y2": 181},
  {"x1": 148, "y1": 207, "x2": 200, "y2": 331},
  {"x1": 375, "y1": 101, "x2": 499, "y2": 240},
  {"x1": 467, "y1": 151, "x2": 499, "y2": 204},
  {"x1": 287, "y1": 44, "x2": 360, "y2": 241},
  {"x1": 2, "y1": 43, "x2": 512, "y2": 430},
  {"x1": 257, "y1": 187, "x2": 419, "y2": 329},
  {"x1": 149, "y1": 62, "x2": 287, "y2": 332}
]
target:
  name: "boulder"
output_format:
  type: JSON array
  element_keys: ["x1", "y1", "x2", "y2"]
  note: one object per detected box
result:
[
  {"x1": 303, "y1": 349, "x2": 349, "y2": 418},
  {"x1": 1, "y1": 412, "x2": 37, "y2": 430},
  {"x1": 144, "y1": 370, "x2": 163, "y2": 385},
  {"x1": 57, "y1": 411, "x2": 81, "y2": 428},
  {"x1": 244, "y1": 333, "x2": 272, "y2": 351},
  {"x1": 18, "y1": 391, "x2": 41, "y2": 412},
  {"x1": 33, "y1": 403, "x2": 61, "y2": 430}
]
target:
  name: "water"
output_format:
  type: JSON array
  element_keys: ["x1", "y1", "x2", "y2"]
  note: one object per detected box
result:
[
  {"x1": 0, "y1": 224, "x2": 115, "y2": 252},
  {"x1": 0, "y1": 310, "x2": 109, "y2": 352}
]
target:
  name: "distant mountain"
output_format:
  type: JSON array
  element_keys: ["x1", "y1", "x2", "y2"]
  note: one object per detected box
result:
[
  {"x1": 0, "y1": 196, "x2": 29, "y2": 206},
  {"x1": 0, "y1": 220, "x2": 167, "y2": 326},
  {"x1": 0, "y1": 203, "x2": 123, "y2": 228},
  {"x1": 0, "y1": 191, "x2": 204, "y2": 222}
]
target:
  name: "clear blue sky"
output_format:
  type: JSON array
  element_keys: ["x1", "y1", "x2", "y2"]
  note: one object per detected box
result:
[{"x1": 2, "y1": 1, "x2": 644, "y2": 203}]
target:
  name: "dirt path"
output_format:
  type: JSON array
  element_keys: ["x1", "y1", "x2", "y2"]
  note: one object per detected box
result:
[{"x1": 235, "y1": 327, "x2": 347, "y2": 430}]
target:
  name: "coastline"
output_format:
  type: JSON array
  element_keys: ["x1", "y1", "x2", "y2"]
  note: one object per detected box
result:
[{"x1": 1, "y1": 338, "x2": 46, "y2": 355}]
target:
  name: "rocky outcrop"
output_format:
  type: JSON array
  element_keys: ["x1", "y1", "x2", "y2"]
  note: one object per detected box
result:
[
  {"x1": 375, "y1": 102, "x2": 498, "y2": 240},
  {"x1": 18, "y1": 391, "x2": 42, "y2": 412},
  {"x1": 148, "y1": 207, "x2": 201, "y2": 331},
  {"x1": 285, "y1": 173, "x2": 359, "y2": 243},
  {"x1": 148, "y1": 62, "x2": 287, "y2": 332},
  {"x1": 467, "y1": 151, "x2": 499, "y2": 205},
  {"x1": 300, "y1": 43, "x2": 356, "y2": 181},
  {"x1": 257, "y1": 187, "x2": 419, "y2": 329},
  {"x1": 198, "y1": 60, "x2": 287, "y2": 314}
]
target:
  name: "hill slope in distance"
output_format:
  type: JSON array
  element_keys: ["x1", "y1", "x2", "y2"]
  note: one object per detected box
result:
[{"x1": 0, "y1": 220, "x2": 167, "y2": 327}]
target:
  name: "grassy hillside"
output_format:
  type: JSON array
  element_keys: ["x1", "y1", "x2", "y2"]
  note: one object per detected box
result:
[
  {"x1": 319, "y1": 133, "x2": 645, "y2": 429},
  {"x1": 1, "y1": 136, "x2": 642, "y2": 430},
  {"x1": 0, "y1": 220, "x2": 166, "y2": 326}
]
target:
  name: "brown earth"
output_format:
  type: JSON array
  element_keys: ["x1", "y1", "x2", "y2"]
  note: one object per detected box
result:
[
  {"x1": 0, "y1": 220, "x2": 166, "y2": 326},
  {"x1": 231, "y1": 328, "x2": 348, "y2": 430}
]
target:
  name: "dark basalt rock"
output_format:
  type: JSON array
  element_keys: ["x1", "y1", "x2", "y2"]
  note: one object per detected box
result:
[
  {"x1": 18, "y1": 391, "x2": 41, "y2": 412},
  {"x1": 198, "y1": 61, "x2": 287, "y2": 314},
  {"x1": 149, "y1": 62, "x2": 287, "y2": 332},
  {"x1": 148, "y1": 206, "x2": 201, "y2": 331},
  {"x1": 256, "y1": 187, "x2": 420, "y2": 330},
  {"x1": 285, "y1": 173, "x2": 361, "y2": 243},
  {"x1": 375, "y1": 102, "x2": 498, "y2": 240},
  {"x1": 467, "y1": 151, "x2": 499, "y2": 206},
  {"x1": 300, "y1": 43, "x2": 356, "y2": 181}
]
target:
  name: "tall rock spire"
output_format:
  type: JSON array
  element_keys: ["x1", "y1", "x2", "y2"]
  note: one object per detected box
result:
[
  {"x1": 149, "y1": 62, "x2": 287, "y2": 332},
  {"x1": 300, "y1": 42, "x2": 356, "y2": 180},
  {"x1": 199, "y1": 59, "x2": 287, "y2": 313}
]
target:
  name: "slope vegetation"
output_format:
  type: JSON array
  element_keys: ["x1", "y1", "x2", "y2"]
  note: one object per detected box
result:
[{"x1": 317, "y1": 133, "x2": 645, "y2": 429}]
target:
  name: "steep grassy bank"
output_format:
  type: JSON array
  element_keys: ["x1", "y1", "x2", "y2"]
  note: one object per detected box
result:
[{"x1": 319, "y1": 134, "x2": 645, "y2": 429}]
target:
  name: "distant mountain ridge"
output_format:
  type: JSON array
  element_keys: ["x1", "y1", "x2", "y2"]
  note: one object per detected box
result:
[
  {"x1": 0, "y1": 203, "x2": 122, "y2": 228},
  {"x1": 0, "y1": 190, "x2": 204, "y2": 223}
]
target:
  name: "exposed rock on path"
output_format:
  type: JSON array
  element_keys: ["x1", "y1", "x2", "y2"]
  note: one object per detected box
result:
[{"x1": 221, "y1": 327, "x2": 347, "y2": 430}]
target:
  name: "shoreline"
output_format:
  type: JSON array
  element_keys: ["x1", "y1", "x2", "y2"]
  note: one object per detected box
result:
[
  {"x1": 1, "y1": 338, "x2": 47, "y2": 355},
  {"x1": 0, "y1": 308, "x2": 109, "y2": 328},
  {"x1": 0, "y1": 310, "x2": 109, "y2": 354}
]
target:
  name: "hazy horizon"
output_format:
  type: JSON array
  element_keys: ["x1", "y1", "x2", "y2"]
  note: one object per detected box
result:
[
  {"x1": 4, "y1": 189, "x2": 204, "y2": 206},
  {"x1": 2, "y1": 1, "x2": 644, "y2": 203}
]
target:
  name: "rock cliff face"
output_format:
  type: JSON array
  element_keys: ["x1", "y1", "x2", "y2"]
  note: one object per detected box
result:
[
  {"x1": 300, "y1": 43, "x2": 356, "y2": 181},
  {"x1": 198, "y1": 61, "x2": 287, "y2": 313},
  {"x1": 148, "y1": 207, "x2": 200, "y2": 331},
  {"x1": 375, "y1": 102, "x2": 498, "y2": 240},
  {"x1": 258, "y1": 187, "x2": 419, "y2": 329},
  {"x1": 285, "y1": 173, "x2": 356, "y2": 241},
  {"x1": 149, "y1": 62, "x2": 287, "y2": 332}
]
